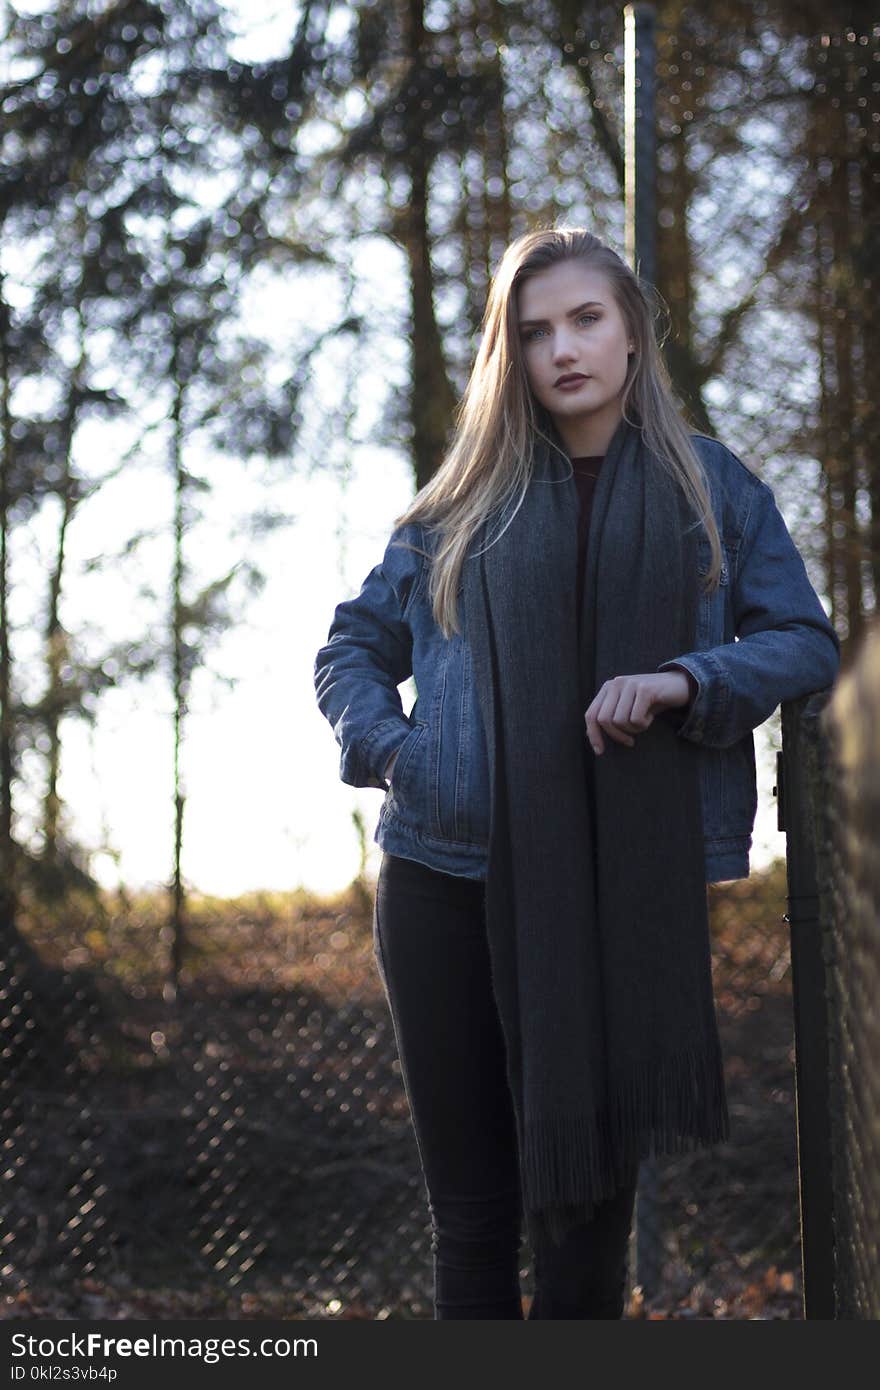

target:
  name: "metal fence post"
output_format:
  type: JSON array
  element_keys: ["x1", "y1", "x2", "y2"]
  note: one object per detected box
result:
[
  {"x1": 624, "y1": 2, "x2": 657, "y2": 286},
  {"x1": 624, "y1": 0, "x2": 663, "y2": 1304},
  {"x1": 779, "y1": 691, "x2": 837, "y2": 1318}
]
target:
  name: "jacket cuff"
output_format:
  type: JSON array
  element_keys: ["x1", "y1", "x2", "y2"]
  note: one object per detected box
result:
[{"x1": 656, "y1": 652, "x2": 728, "y2": 744}]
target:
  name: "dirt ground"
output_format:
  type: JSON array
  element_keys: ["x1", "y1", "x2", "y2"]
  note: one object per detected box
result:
[{"x1": 0, "y1": 865, "x2": 808, "y2": 1320}]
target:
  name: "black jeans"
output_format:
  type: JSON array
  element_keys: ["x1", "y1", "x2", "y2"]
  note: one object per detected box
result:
[{"x1": 373, "y1": 850, "x2": 639, "y2": 1320}]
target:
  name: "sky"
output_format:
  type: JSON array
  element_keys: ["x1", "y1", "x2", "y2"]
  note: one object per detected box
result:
[{"x1": 7, "y1": 0, "x2": 803, "y2": 899}]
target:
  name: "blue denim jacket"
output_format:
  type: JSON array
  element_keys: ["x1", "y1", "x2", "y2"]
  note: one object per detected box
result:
[{"x1": 314, "y1": 434, "x2": 841, "y2": 884}]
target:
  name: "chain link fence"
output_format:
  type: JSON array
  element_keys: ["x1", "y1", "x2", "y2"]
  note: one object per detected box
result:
[
  {"x1": 1, "y1": 835, "x2": 815, "y2": 1319},
  {"x1": 815, "y1": 618, "x2": 880, "y2": 1319}
]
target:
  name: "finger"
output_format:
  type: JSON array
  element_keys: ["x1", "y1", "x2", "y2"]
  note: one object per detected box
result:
[
  {"x1": 597, "y1": 689, "x2": 635, "y2": 747},
  {"x1": 584, "y1": 708, "x2": 604, "y2": 754},
  {"x1": 611, "y1": 680, "x2": 654, "y2": 735},
  {"x1": 584, "y1": 686, "x2": 608, "y2": 751},
  {"x1": 607, "y1": 686, "x2": 637, "y2": 745},
  {"x1": 628, "y1": 686, "x2": 656, "y2": 730}
]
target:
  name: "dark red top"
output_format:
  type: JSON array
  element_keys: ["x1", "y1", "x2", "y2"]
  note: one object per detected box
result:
[{"x1": 570, "y1": 454, "x2": 604, "y2": 627}]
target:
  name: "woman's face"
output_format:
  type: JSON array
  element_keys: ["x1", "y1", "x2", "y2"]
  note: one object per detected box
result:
[{"x1": 515, "y1": 260, "x2": 634, "y2": 453}]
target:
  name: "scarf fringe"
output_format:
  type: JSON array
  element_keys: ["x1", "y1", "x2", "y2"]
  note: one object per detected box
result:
[{"x1": 521, "y1": 1038, "x2": 730, "y2": 1249}]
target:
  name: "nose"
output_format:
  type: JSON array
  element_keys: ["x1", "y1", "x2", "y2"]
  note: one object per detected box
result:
[{"x1": 551, "y1": 326, "x2": 579, "y2": 363}]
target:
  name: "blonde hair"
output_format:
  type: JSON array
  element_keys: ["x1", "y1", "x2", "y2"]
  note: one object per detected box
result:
[{"x1": 392, "y1": 226, "x2": 724, "y2": 639}]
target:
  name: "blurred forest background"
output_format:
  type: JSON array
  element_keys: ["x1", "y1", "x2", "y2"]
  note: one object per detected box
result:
[{"x1": 0, "y1": 0, "x2": 876, "y2": 1319}]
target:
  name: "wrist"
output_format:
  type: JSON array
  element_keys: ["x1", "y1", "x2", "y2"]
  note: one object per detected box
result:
[{"x1": 667, "y1": 664, "x2": 698, "y2": 704}]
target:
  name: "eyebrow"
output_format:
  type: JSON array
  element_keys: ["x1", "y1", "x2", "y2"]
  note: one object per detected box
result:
[{"x1": 518, "y1": 300, "x2": 605, "y2": 328}]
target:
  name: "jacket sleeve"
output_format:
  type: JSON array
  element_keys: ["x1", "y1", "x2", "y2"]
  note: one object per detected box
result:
[
  {"x1": 314, "y1": 524, "x2": 424, "y2": 789},
  {"x1": 656, "y1": 476, "x2": 841, "y2": 749}
]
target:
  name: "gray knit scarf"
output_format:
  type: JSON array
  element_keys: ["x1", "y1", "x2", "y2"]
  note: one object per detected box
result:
[{"x1": 461, "y1": 414, "x2": 730, "y2": 1252}]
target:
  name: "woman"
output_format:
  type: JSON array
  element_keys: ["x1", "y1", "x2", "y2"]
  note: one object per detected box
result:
[{"x1": 314, "y1": 227, "x2": 840, "y2": 1319}]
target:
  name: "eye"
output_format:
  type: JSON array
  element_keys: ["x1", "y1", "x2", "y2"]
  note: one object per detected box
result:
[
  {"x1": 577, "y1": 313, "x2": 599, "y2": 326},
  {"x1": 522, "y1": 327, "x2": 546, "y2": 341}
]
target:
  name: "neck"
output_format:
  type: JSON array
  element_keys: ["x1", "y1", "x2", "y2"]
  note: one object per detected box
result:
[{"x1": 551, "y1": 400, "x2": 623, "y2": 457}]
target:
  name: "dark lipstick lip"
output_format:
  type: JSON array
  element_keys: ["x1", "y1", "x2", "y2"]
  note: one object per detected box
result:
[{"x1": 554, "y1": 373, "x2": 589, "y2": 387}]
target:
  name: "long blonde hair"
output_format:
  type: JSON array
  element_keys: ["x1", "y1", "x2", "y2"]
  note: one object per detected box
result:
[{"x1": 392, "y1": 226, "x2": 724, "y2": 639}]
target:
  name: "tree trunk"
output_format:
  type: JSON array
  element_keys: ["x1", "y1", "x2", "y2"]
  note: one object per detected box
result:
[
  {"x1": 654, "y1": 2, "x2": 712, "y2": 435},
  {"x1": 170, "y1": 338, "x2": 186, "y2": 997},
  {"x1": 42, "y1": 401, "x2": 77, "y2": 871},
  {"x1": 827, "y1": 72, "x2": 863, "y2": 649},
  {"x1": 853, "y1": 26, "x2": 880, "y2": 614},
  {"x1": 402, "y1": 0, "x2": 456, "y2": 490},
  {"x1": 0, "y1": 273, "x2": 17, "y2": 935},
  {"x1": 810, "y1": 28, "x2": 867, "y2": 654}
]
